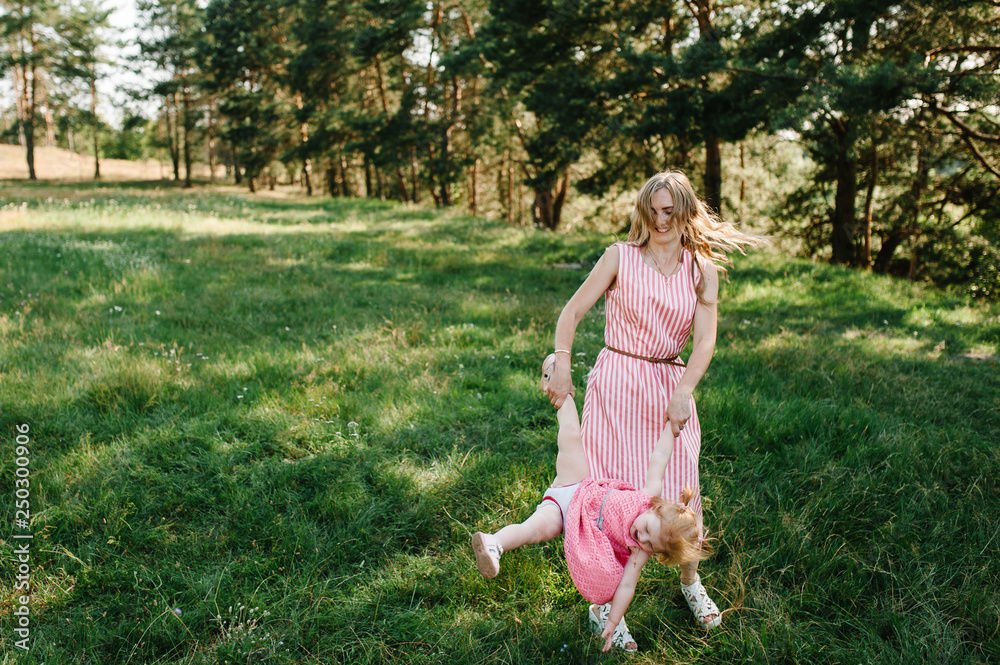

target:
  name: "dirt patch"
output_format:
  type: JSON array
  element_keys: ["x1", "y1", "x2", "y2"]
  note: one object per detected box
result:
[{"x1": 0, "y1": 145, "x2": 211, "y2": 181}]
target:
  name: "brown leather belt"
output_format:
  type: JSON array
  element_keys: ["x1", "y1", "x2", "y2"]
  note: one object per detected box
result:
[{"x1": 605, "y1": 344, "x2": 686, "y2": 367}]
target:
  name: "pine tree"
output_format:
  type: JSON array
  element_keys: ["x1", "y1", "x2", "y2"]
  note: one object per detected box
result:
[
  {"x1": 53, "y1": 0, "x2": 112, "y2": 180},
  {"x1": 201, "y1": 0, "x2": 293, "y2": 192},
  {"x1": 136, "y1": 0, "x2": 203, "y2": 187},
  {"x1": 743, "y1": 0, "x2": 1000, "y2": 270},
  {"x1": 1, "y1": 0, "x2": 60, "y2": 180}
]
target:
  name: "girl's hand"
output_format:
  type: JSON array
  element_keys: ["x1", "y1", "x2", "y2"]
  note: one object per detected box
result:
[
  {"x1": 600, "y1": 622, "x2": 615, "y2": 652},
  {"x1": 666, "y1": 390, "x2": 692, "y2": 437}
]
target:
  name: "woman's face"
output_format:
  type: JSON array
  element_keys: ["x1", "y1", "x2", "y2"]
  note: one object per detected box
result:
[{"x1": 648, "y1": 188, "x2": 676, "y2": 242}]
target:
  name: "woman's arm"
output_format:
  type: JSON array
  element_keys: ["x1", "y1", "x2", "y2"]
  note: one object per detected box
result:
[
  {"x1": 547, "y1": 245, "x2": 620, "y2": 409},
  {"x1": 641, "y1": 426, "x2": 675, "y2": 497},
  {"x1": 599, "y1": 549, "x2": 650, "y2": 652},
  {"x1": 665, "y1": 261, "x2": 719, "y2": 436}
]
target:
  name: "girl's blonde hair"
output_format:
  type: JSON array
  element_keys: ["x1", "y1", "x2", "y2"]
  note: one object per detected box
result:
[
  {"x1": 648, "y1": 487, "x2": 713, "y2": 567},
  {"x1": 627, "y1": 170, "x2": 767, "y2": 304}
]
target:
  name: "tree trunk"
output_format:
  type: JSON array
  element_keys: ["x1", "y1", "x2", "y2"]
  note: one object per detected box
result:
[
  {"x1": 11, "y1": 59, "x2": 26, "y2": 149},
  {"x1": 91, "y1": 75, "x2": 101, "y2": 180},
  {"x1": 469, "y1": 158, "x2": 479, "y2": 215},
  {"x1": 207, "y1": 101, "x2": 217, "y2": 181},
  {"x1": 165, "y1": 94, "x2": 180, "y2": 181},
  {"x1": 373, "y1": 56, "x2": 409, "y2": 202},
  {"x1": 690, "y1": 0, "x2": 721, "y2": 212},
  {"x1": 533, "y1": 188, "x2": 553, "y2": 229},
  {"x1": 364, "y1": 155, "x2": 373, "y2": 197},
  {"x1": 20, "y1": 52, "x2": 38, "y2": 180},
  {"x1": 872, "y1": 229, "x2": 911, "y2": 274},
  {"x1": 233, "y1": 142, "x2": 242, "y2": 185},
  {"x1": 294, "y1": 94, "x2": 312, "y2": 195},
  {"x1": 704, "y1": 134, "x2": 722, "y2": 213},
  {"x1": 860, "y1": 142, "x2": 877, "y2": 269},
  {"x1": 739, "y1": 142, "x2": 746, "y2": 219},
  {"x1": 182, "y1": 81, "x2": 193, "y2": 188},
  {"x1": 873, "y1": 147, "x2": 926, "y2": 274},
  {"x1": 518, "y1": 173, "x2": 525, "y2": 225},
  {"x1": 830, "y1": 119, "x2": 857, "y2": 265},
  {"x1": 532, "y1": 171, "x2": 570, "y2": 230},
  {"x1": 40, "y1": 73, "x2": 54, "y2": 147},
  {"x1": 340, "y1": 153, "x2": 351, "y2": 197},
  {"x1": 410, "y1": 144, "x2": 420, "y2": 203},
  {"x1": 327, "y1": 159, "x2": 338, "y2": 197},
  {"x1": 44, "y1": 103, "x2": 55, "y2": 147}
]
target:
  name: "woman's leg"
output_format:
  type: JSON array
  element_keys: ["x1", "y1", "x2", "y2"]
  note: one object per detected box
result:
[
  {"x1": 679, "y1": 559, "x2": 721, "y2": 628},
  {"x1": 679, "y1": 560, "x2": 699, "y2": 586}
]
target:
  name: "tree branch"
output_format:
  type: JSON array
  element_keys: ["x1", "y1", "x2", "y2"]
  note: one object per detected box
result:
[
  {"x1": 962, "y1": 134, "x2": 1000, "y2": 179},
  {"x1": 728, "y1": 66, "x2": 822, "y2": 85},
  {"x1": 928, "y1": 98, "x2": 1000, "y2": 142},
  {"x1": 927, "y1": 45, "x2": 1000, "y2": 57}
]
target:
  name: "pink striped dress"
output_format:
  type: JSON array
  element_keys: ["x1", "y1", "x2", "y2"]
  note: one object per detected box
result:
[{"x1": 580, "y1": 242, "x2": 704, "y2": 526}]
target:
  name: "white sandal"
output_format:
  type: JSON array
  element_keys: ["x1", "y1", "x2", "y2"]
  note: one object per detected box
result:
[
  {"x1": 680, "y1": 575, "x2": 722, "y2": 630},
  {"x1": 471, "y1": 532, "x2": 503, "y2": 579},
  {"x1": 588, "y1": 603, "x2": 638, "y2": 653}
]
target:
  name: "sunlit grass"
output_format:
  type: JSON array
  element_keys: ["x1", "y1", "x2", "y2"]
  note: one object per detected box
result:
[{"x1": 0, "y1": 183, "x2": 997, "y2": 663}]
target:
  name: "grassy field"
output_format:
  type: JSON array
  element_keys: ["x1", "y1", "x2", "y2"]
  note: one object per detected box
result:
[{"x1": 0, "y1": 179, "x2": 998, "y2": 664}]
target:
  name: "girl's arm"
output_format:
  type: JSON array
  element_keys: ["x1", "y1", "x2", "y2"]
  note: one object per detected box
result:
[
  {"x1": 547, "y1": 245, "x2": 621, "y2": 409},
  {"x1": 665, "y1": 261, "x2": 719, "y2": 436},
  {"x1": 641, "y1": 426, "x2": 675, "y2": 497},
  {"x1": 599, "y1": 549, "x2": 650, "y2": 652}
]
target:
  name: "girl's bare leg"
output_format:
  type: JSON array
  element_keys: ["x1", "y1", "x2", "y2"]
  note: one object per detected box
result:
[
  {"x1": 495, "y1": 394, "x2": 586, "y2": 551},
  {"x1": 493, "y1": 503, "x2": 562, "y2": 552},
  {"x1": 551, "y1": 395, "x2": 591, "y2": 487},
  {"x1": 474, "y1": 365, "x2": 591, "y2": 578}
]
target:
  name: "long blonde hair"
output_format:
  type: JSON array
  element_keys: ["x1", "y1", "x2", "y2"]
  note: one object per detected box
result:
[
  {"x1": 648, "y1": 487, "x2": 713, "y2": 567},
  {"x1": 627, "y1": 170, "x2": 766, "y2": 304}
]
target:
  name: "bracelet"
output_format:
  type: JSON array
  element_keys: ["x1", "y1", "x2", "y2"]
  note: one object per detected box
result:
[{"x1": 554, "y1": 349, "x2": 571, "y2": 355}]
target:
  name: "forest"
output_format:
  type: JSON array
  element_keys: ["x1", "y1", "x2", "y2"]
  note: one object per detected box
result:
[{"x1": 2, "y1": 0, "x2": 999, "y2": 296}]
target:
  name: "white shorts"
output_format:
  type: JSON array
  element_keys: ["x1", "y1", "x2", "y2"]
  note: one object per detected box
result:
[{"x1": 537, "y1": 481, "x2": 582, "y2": 524}]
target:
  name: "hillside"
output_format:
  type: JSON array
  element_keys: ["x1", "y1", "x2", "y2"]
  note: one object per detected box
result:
[{"x1": 0, "y1": 144, "x2": 208, "y2": 182}]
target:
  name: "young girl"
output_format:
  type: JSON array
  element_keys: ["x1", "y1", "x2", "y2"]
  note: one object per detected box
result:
[{"x1": 471, "y1": 356, "x2": 709, "y2": 653}]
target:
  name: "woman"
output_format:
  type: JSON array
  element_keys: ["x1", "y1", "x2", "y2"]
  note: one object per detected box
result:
[{"x1": 546, "y1": 170, "x2": 763, "y2": 643}]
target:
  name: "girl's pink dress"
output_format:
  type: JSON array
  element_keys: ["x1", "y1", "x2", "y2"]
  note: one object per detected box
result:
[
  {"x1": 581, "y1": 242, "x2": 704, "y2": 525},
  {"x1": 564, "y1": 478, "x2": 653, "y2": 605}
]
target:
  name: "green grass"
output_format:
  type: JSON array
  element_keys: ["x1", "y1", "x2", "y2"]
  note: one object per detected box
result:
[{"x1": 0, "y1": 181, "x2": 998, "y2": 664}]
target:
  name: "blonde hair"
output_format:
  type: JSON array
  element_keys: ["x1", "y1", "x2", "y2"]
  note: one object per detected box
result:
[
  {"x1": 627, "y1": 170, "x2": 767, "y2": 304},
  {"x1": 648, "y1": 487, "x2": 713, "y2": 567}
]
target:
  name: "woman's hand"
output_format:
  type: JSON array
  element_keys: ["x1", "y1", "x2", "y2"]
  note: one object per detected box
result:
[
  {"x1": 666, "y1": 389, "x2": 692, "y2": 437},
  {"x1": 546, "y1": 359, "x2": 574, "y2": 408}
]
